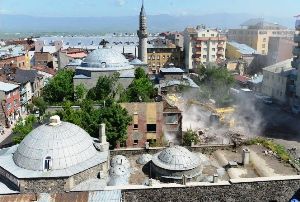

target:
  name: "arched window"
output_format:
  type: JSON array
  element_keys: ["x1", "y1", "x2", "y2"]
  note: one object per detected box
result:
[{"x1": 44, "y1": 156, "x2": 52, "y2": 170}]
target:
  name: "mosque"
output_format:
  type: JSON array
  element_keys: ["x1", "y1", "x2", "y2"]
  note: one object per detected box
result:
[{"x1": 73, "y1": 0, "x2": 148, "y2": 91}]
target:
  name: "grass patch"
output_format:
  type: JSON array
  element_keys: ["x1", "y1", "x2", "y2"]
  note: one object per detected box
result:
[{"x1": 246, "y1": 137, "x2": 290, "y2": 162}]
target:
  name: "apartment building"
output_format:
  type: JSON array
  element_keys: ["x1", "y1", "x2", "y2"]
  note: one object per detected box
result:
[
  {"x1": 184, "y1": 26, "x2": 226, "y2": 70},
  {"x1": 228, "y1": 18, "x2": 294, "y2": 55},
  {"x1": 0, "y1": 81, "x2": 21, "y2": 127},
  {"x1": 0, "y1": 55, "x2": 29, "y2": 69},
  {"x1": 262, "y1": 58, "x2": 296, "y2": 103},
  {"x1": 120, "y1": 101, "x2": 182, "y2": 148},
  {"x1": 293, "y1": 16, "x2": 300, "y2": 98},
  {"x1": 147, "y1": 46, "x2": 182, "y2": 74}
]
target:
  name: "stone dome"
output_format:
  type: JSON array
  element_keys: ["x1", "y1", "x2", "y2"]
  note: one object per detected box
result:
[
  {"x1": 13, "y1": 120, "x2": 98, "y2": 171},
  {"x1": 81, "y1": 48, "x2": 131, "y2": 69},
  {"x1": 152, "y1": 146, "x2": 201, "y2": 171}
]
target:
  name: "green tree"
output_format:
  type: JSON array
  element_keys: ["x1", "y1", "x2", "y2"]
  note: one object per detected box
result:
[
  {"x1": 12, "y1": 115, "x2": 38, "y2": 144},
  {"x1": 86, "y1": 73, "x2": 120, "y2": 101},
  {"x1": 32, "y1": 97, "x2": 48, "y2": 115},
  {"x1": 183, "y1": 128, "x2": 199, "y2": 146},
  {"x1": 134, "y1": 67, "x2": 147, "y2": 79},
  {"x1": 120, "y1": 68, "x2": 155, "y2": 102},
  {"x1": 56, "y1": 98, "x2": 132, "y2": 148},
  {"x1": 42, "y1": 69, "x2": 75, "y2": 104},
  {"x1": 74, "y1": 83, "x2": 87, "y2": 100},
  {"x1": 194, "y1": 64, "x2": 234, "y2": 106}
]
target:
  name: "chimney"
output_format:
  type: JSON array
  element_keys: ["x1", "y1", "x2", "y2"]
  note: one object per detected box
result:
[
  {"x1": 213, "y1": 174, "x2": 218, "y2": 183},
  {"x1": 99, "y1": 123, "x2": 107, "y2": 143},
  {"x1": 49, "y1": 115, "x2": 61, "y2": 126},
  {"x1": 242, "y1": 148, "x2": 250, "y2": 165}
]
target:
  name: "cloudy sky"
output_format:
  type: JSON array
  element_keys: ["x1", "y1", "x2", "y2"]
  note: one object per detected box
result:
[{"x1": 0, "y1": 0, "x2": 299, "y2": 18}]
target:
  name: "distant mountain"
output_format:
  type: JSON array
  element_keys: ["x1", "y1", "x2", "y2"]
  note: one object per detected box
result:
[{"x1": 0, "y1": 13, "x2": 295, "y2": 33}]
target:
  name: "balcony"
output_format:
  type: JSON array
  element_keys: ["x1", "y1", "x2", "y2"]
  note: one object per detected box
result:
[
  {"x1": 217, "y1": 43, "x2": 224, "y2": 48},
  {"x1": 294, "y1": 34, "x2": 300, "y2": 43},
  {"x1": 293, "y1": 47, "x2": 300, "y2": 56},
  {"x1": 195, "y1": 44, "x2": 201, "y2": 48},
  {"x1": 217, "y1": 50, "x2": 224, "y2": 55}
]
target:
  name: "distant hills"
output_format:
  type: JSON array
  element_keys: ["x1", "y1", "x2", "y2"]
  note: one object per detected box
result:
[{"x1": 0, "y1": 13, "x2": 295, "y2": 33}]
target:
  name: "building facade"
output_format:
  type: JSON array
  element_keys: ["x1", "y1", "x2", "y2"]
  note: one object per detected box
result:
[
  {"x1": 268, "y1": 37, "x2": 294, "y2": 65},
  {"x1": 184, "y1": 26, "x2": 226, "y2": 70},
  {"x1": 0, "y1": 55, "x2": 29, "y2": 69},
  {"x1": 120, "y1": 101, "x2": 182, "y2": 148},
  {"x1": 262, "y1": 59, "x2": 296, "y2": 103},
  {"x1": 137, "y1": 2, "x2": 148, "y2": 63},
  {"x1": 0, "y1": 81, "x2": 21, "y2": 127},
  {"x1": 293, "y1": 16, "x2": 300, "y2": 98},
  {"x1": 228, "y1": 19, "x2": 294, "y2": 55},
  {"x1": 147, "y1": 46, "x2": 182, "y2": 74}
]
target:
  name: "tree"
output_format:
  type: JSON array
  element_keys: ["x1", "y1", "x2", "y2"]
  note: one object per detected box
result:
[
  {"x1": 42, "y1": 69, "x2": 75, "y2": 104},
  {"x1": 56, "y1": 98, "x2": 132, "y2": 148},
  {"x1": 120, "y1": 68, "x2": 155, "y2": 102},
  {"x1": 86, "y1": 73, "x2": 120, "y2": 101},
  {"x1": 32, "y1": 97, "x2": 48, "y2": 115},
  {"x1": 74, "y1": 83, "x2": 87, "y2": 100},
  {"x1": 12, "y1": 115, "x2": 38, "y2": 144},
  {"x1": 194, "y1": 64, "x2": 234, "y2": 106},
  {"x1": 183, "y1": 128, "x2": 199, "y2": 146}
]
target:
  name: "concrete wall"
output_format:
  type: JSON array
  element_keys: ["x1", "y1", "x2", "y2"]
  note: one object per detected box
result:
[
  {"x1": 262, "y1": 70, "x2": 287, "y2": 103},
  {"x1": 122, "y1": 176, "x2": 300, "y2": 202}
]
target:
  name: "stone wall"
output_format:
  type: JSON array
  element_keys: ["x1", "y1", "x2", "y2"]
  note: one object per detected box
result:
[
  {"x1": 122, "y1": 176, "x2": 300, "y2": 202},
  {"x1": 71, "y1": 163, "x2": 104, "y2": 187},
  {"x1": 19, "y1": 178, "x2": 67, "y2": 193},
  {"x1": 111, "y1": 145, "x2": 234, "y2": 158}
]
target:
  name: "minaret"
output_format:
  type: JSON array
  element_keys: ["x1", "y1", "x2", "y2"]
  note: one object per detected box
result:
[{"x1": 137, "y1": 0, "x2": 148, "y2": 63}]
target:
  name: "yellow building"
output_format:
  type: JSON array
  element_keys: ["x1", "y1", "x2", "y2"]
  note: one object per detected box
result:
[
  {"x1": 228, "y1": 19, "x2": 294, "y2": 55},
  {"x1": 147, "y1": 46, "x2": 182, "y2": 74}
]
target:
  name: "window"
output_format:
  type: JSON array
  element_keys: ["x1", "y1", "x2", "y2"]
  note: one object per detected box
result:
[
  {"x1": 148, "y1": 56, "x2": 151, "y2": 60},
  {"x1": 134, "y1": 124, "x2": 138, "y2": 129},
  {"x1": 7, "y1": 103, "x2": 11, "y2": 110},
  {"x1": 263, "y1": 38, "x2": 266, "y2": 42},
  {"x1": 162, "y1": 55, "x2": 165, "y2": 59},
  {"x1": 44, "y1": 156, "x2": 52, "y2": 170},
  {"x1": 262, "y1": 44, "x2": 265, "y2": 48},
  {"x1": 211, "y1": 34, "x2": 214, "y2": 37},
  {"x1": 14, "y1": 99, "x2": 18, "y2": 106},
  {"x1": 147, "y1": 124, "x2": 156, "y2": 132},
  {"x1": 204, "y1": 48, "x2": 207, "y2": 51},
  {"x1": 202, "y1": 34, "x2": 205, "y2": 37},
  {"x1": 165, "y1": 114, "x2": 178, "y2": 124},
  {"x1": 203, "y1": 55, "x2": 207, "y2": 58},
  {"x1": 133, "y1": 140, "x2": 138, "y2": 145},
  {"x1": 212, "y1": 48, "x2": 215, "y2": 51},
  {"x1": 212, "y1": 55, "x2": 216, "y2": 58},
  {"x1": 157, "y1": 55, "x2": 160, "y2": 60}
]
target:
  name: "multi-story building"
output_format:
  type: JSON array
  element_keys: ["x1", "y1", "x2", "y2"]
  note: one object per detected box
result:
[
  {"x1": 262, "y1": 58, "x2": 296, "y2": 104},
  {"x1": 147, "y1": 46, "x2": 182, "y2": 74},
  {"x1": 0, "y1": 81, "x2": 21, "y2": 127},
  {"x1": 0, "y1": 55, "x2": 29, "y2": 69},
  {"x1": 120, "y1": 101, "x2": 182, "y2": 148},
  {"x1": 34, "y1": 52, "x2": 55, "y2": 68},
  {"x1": 228, "y1": 18, "x2": 294, "y2": 55},
  {"x1": 293, "y1": 16, "x2": 300, "y2": 98},
  {"x1": 268, "y1": 37, "x2": 294, "y2": 65},
  {"x1": 184, "y1": 26, "x2": 227, "y2": 70}
]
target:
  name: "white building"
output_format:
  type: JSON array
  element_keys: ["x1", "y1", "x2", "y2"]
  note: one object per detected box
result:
[{"x1": 184, "y1": 26, "x2": 227, "y2": 70}]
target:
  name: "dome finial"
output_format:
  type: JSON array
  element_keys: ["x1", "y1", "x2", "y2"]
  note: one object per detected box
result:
[{"x1": 49, "y1": 115, "x2": 61, "y2": 126}]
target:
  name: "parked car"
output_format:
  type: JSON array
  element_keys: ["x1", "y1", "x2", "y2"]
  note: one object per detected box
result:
[
  {"x1": 292, "y1": 104, "x2": 300, "y2": 114},
  {"x1": 263, "y1": 97, "x2": 273, "y2": 104}
]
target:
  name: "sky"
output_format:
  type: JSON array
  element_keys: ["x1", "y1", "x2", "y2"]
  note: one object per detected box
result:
[{"x1": 0, "y1": 0, "x2": 299, "y2": 18}]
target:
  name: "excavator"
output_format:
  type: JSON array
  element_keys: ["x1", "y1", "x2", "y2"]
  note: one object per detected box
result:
[{"x1": 187, "y1": 100, "x2": 236, "y2": 128}]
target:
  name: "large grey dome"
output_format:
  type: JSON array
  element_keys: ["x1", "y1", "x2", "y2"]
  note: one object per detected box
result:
[
  {"x1": 152, "y1": 146, "x2": 201, "y2": 171},
  {"x1": 81, "y1": 48, "x2": 131, "y2": 69},
  {"x1": 13, "y1": 121, "x2": 98, "y2": 171}
]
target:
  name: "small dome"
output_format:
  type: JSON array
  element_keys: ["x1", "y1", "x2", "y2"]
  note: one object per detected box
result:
[
  {"x1": 136, "y1": 154, "x2": 152, "y2": 165},
  {"x1": 13, "y1": 121, "x2": 97, "y2": 171},
  {"x1": 110, "y1": 155, "x2": 130, "y2": 169},
  {"x1": 152, "y1": 146, "x2": 201, "y2": 171},
  {"x1": 81, "y1": 48, "x2": 131, "y2": 68}
]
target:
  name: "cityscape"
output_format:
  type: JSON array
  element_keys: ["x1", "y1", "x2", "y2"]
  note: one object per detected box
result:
[{"x1": 0, "y1": 0, "x2": 300, "y2": 201}]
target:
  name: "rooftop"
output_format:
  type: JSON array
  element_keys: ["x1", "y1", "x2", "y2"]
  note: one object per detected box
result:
[
  {"x1": 160, "y1": 67, "x2": 184, "y2": 73},
  {"x1": 241, "y1": 18, "x2": 287, "y2": 30},
  {"x1": 263, "y1": 58, "x2": 294, "y2": 74},
  {"x1": 228, "y1": 41, "x2": 257, "y2": 55},
  {"x1": 0, "y1": 81, "x2": 19, "y2": 92}
]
